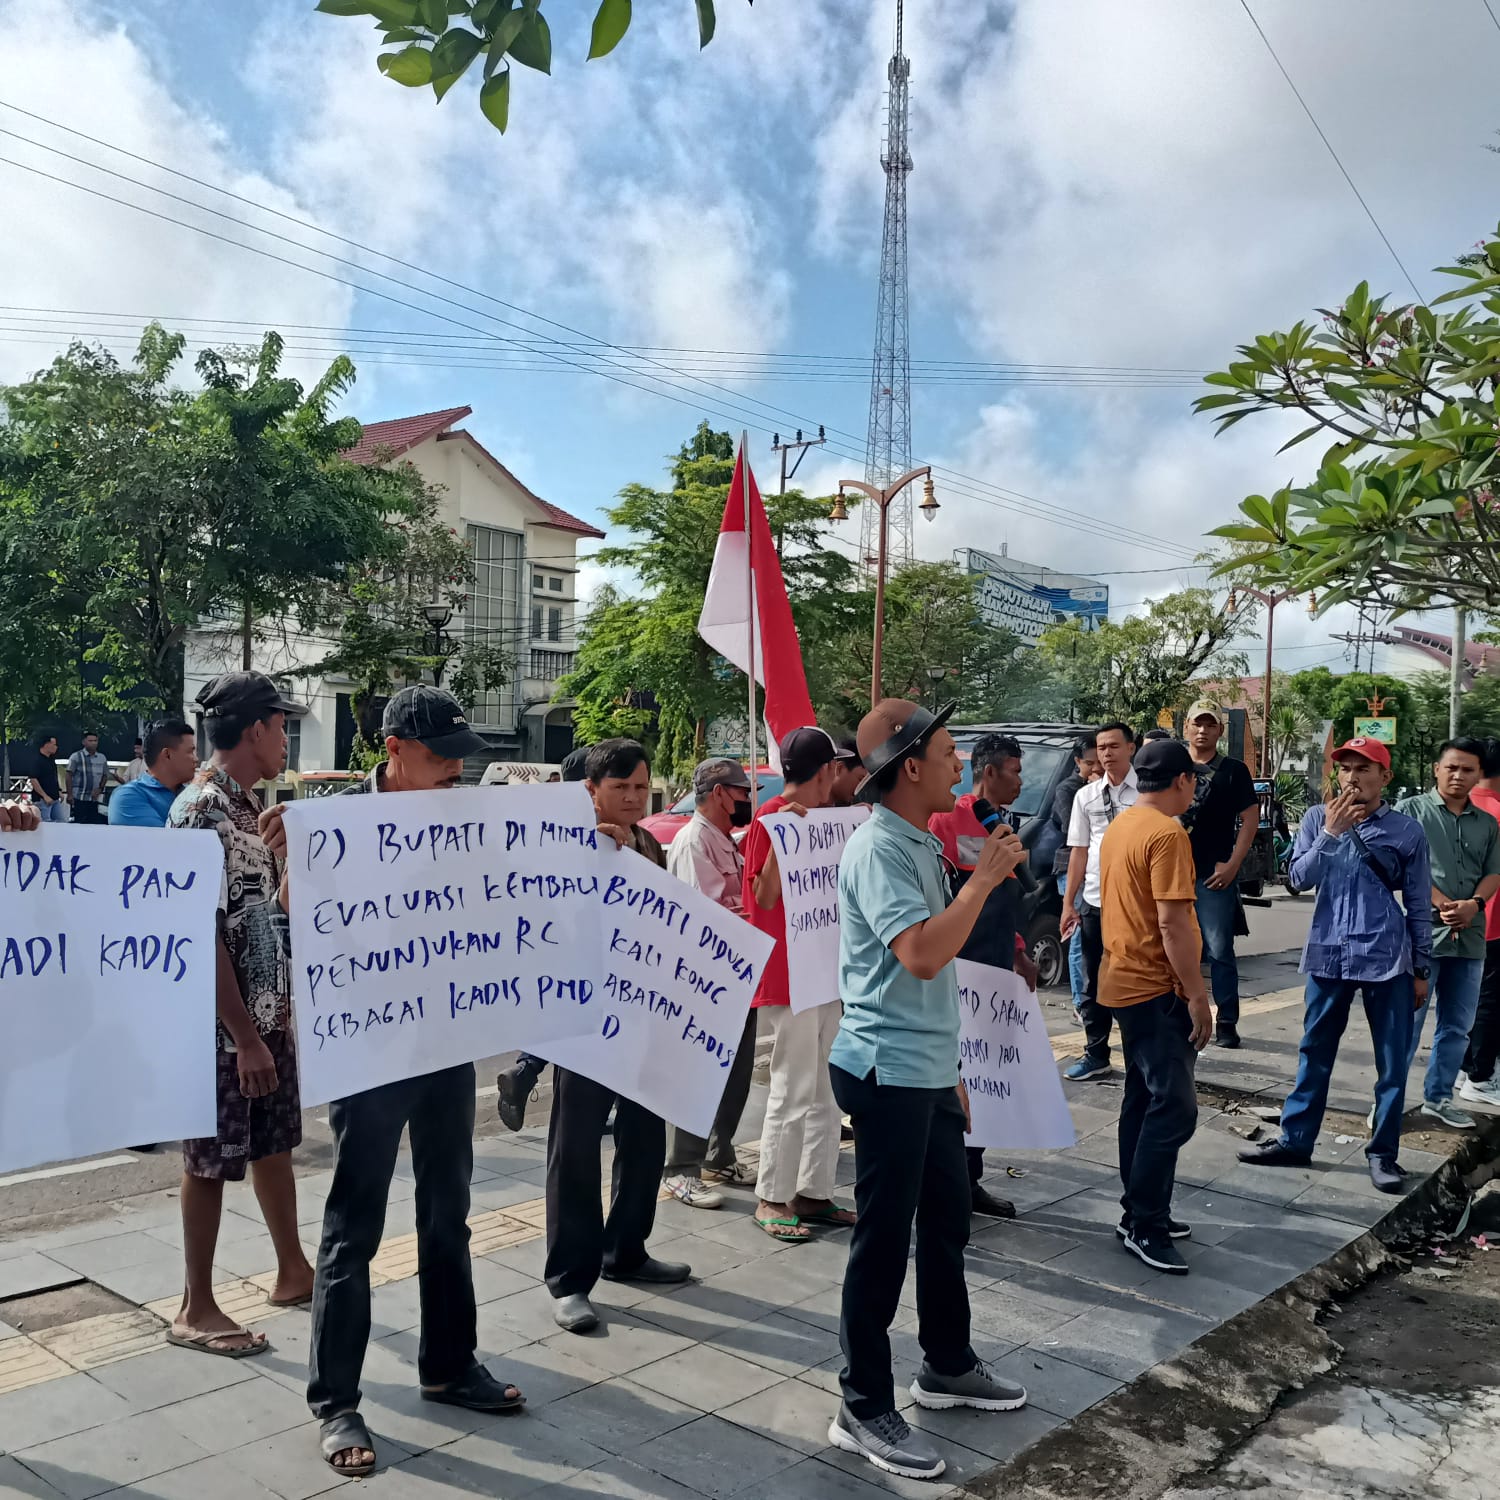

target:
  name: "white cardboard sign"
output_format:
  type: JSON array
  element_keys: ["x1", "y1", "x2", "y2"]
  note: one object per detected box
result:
[
  {"x1": 283, "y1": 784, "x2": 604, "y2": 1107},
  {"x1": 0, "y1": 825, "x2": 224, "y2": 1174},
  {"x1": 536, "y1": 843, "x2": 774, "y2": 1135},
  {"x1": 957, "y1": 958, "x2": 1076, "y2": 1150},
  {"x1": 761, "y1": 806, "x2": 869, "y2": 1013}
]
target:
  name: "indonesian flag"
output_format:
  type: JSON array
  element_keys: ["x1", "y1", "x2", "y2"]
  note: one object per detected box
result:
[{"x1": 697, "y1": 442, "x2": 817, "y2": 752}]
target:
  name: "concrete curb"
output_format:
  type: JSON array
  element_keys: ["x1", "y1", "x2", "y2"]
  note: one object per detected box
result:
[{"x1": 956, "y1": 1118, "x2": 1500, "y2": 1500}]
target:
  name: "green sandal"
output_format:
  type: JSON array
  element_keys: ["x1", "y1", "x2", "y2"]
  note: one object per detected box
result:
[{"x1": 755, "y1": 1214, "x2": 812, "y2": 1241}]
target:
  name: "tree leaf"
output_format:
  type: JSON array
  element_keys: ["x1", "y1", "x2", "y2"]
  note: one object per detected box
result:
[
  {"x1": 695, "y1": 0, "x2": 716, "y2": 47},
  {"x1": 480, "y1": 68, "x2": 510, "y2": 131},
  {"x1": 381, "y1": 43, "x2": 433, "y2": 84},
  {"x1": 367, "y1": 0, "x2": 420, "y2": 22},
  {"x1": 589, "y1": 0, "x2": 632, "y2": 58},
  {"x1": 418, "y1": 0, "x2": 449, "y2": 31},
  {"x1": 316, "y1": 0, "x2": 379, "y2": 15},
  {"x1": 429, "y1": 24, "x2": 483, "y2": 90},
  {"x1": 507, "y1": 11, "x2": 551, "y2": 71},
  {"x1": 470, "y1": 0, "x2": 511, "y2": 28}
]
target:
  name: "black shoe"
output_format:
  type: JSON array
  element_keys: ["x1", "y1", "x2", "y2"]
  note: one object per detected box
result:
[
  {"x1": 1123, "y1": 1231, "x2": 1189, "y2": 1275},
  {"x1": 970, "y1": 1185, "x2": 1016, "y2": 1219},
  {"x1": 602, "y1": 1256, "x2": 691, "y2": 1286},
  {"x1": 495, "y1": 1065, "x2": 537, "y2": 1133},
  {"x1": 1237, "y1": 1139, "x2": 1311, "y2": 1167},
  {"x1": 840, "y1": 1122, "x2": 855, "y2": 1142},
  {"x1": 1368, "y1": 1156, "x2": 1406, "y2": 1194},
  {"x1": 1214, "y1": 1025, "x2": 1241, "y2": 1049},
  {"x1": 421, "y1": 1364, "x2": 525, "y2": 1412},
  {"x1": 1116, "y1": 1216, "x2": 1191, "y2": 1241}
]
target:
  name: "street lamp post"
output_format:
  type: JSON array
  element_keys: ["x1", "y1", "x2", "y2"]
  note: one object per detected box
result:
[
  {"x1": 926, "y1": 664, "x2": 948, "y2": 710},
  {"x1": 424, "y1": 600, "x2": 454, "y2": 687},
  {"x1": 1227, "y1": 586, "x2": 1299, "y2": 778},
  {"x1": 830, "y1": 467, "x2": 937, "y2": 706}
]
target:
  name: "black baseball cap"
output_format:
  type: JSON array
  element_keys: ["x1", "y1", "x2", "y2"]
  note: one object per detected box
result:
[
  {"x1": 195, "y1": 672, "x2": 301, "y2": 720},
  {"x1": 381, "y1": 686, "x2": 489, "y2": 759},
  {"x1": 780, "y1": 726, "x2": 856, "y2": 784},
  {"x1": 560, "y1": 745, "x2": 592, "y2": 782},
  {"x1": 1134, "y1": 738, "x2": 1195, "y2": 785}
]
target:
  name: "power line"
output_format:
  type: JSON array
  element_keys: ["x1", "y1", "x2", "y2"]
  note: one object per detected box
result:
[
  {"x1": 1484, "y1": 0, "x2": 1500, "y2": 36},
  {"x1": 1238, "y1": 1, "x2": 1422, "y2": 301},
  {"x1": 0, "y1": 101, "x2": 1202, "y2": 562}
]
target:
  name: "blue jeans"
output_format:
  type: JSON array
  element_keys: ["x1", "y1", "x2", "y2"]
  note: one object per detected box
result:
[
  {"x1": 1193, "y1": 879, "x2": 1240, "y2": 1025},
  {"x1": 35, "y1": 798, "x2": 67, "y2": 822},
  {"x1": 1057, "y1": 874, "x2": 1086, "y2": 1008},
  {"x1": 1280, "y1": 975, "x2": 1415, "y2": 1162},
  {"x1": 1407, "y1": 954, "x2": 1484, "y2": 1104}
]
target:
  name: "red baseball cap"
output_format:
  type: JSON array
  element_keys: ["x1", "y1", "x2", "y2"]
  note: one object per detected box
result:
[{"x1": 1332, "y1": 737, "x2": 1391, "y2": 770}]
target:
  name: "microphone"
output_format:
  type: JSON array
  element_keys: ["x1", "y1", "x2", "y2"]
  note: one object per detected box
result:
[{"x1": 971, "y1": 798, "x2": 1037, "y2": 892}]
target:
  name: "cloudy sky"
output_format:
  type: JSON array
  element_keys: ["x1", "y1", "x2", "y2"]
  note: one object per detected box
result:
[{"x1": 3, "y1": 0, "x2": 1497, "y2": 672}]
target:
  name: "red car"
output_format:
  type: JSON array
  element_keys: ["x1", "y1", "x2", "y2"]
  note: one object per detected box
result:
[{"x1": 640, "y1": 767, "x2": 785, "y2": 847}]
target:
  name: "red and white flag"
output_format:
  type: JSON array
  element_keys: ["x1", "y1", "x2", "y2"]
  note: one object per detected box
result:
[{"x1": 697, "y1": 442, "x2": 816, "y2": 751}]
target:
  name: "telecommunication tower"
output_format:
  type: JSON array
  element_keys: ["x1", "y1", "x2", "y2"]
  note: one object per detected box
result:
[{"x1": 860, "y1": 0, "x2": 915, "y2": 575}]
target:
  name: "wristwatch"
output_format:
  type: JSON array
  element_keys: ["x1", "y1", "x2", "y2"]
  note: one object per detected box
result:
[
  {"x1": 1476, "y1": 896, "x2": 1488, "y2": 915},
  {"x1": 1413, "y1": 966, "x2": 1430, "y2": 981}
]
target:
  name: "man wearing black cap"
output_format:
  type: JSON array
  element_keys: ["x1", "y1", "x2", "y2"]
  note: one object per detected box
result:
[
  {"x1": 744, "y1": 726, "x2": 858, "y2": 1241},
  {"x1": 494, "y1": 742, "x2": 591, "y2": 1132},
  {"x1": 827, "y1": 700, "x2": 1029, "y2": 1482},
  {"x1": 1096, "y1": 738, "x2": 1213, "y2": 1276},
  {"x1": 262, "y1": 685, "x2": 524, "y2": 1476},
  {"x1": 831, "y1": 733, "x2": 863, "y2": 808},
  {"x1": 167, "y1": 672, "x2": 314, "y2": 1361}
]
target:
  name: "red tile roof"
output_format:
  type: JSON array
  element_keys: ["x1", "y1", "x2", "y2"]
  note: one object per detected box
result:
[
  {"x1": 340, "y1": 406, "x2": 472, "y2": 466},
  {"x1": 438, "y1": 430, "x2": 605, "y2": 539}
]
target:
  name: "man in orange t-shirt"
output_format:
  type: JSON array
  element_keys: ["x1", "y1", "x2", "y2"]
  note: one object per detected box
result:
[{"x1": 1097, "y1": 739, "x2": 1214, "y2": 1277}]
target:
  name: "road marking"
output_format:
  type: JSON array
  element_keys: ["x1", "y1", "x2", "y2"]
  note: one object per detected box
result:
[{"x1": 0, "y1": 1155, "x2": 139, "y2": 1190}]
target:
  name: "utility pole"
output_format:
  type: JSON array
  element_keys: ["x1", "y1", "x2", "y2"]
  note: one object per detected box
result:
[
  {"x1": 1451, "y1": 606, "x2": 1467, "y2": 738},
  {"x1": 770, "y1": 428, "x2": 827, "y2": 552},
  {"x1": 860, "y1": 0, "x2": 916, "y2": 580}
]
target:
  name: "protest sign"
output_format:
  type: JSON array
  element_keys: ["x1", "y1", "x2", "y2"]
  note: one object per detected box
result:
[
  {"x1": 0, "y1": 825, "x2": 223, "y2": 1175},
  {"x1": 761, "y1": 806, "x2": 868, "y2": 1013},
  {"x1": 536, "y1": 844, "x2": 774, "y2": 1135},
  {"x1": 283, "y1": 783, "x2": 604, "y2": 1107},
  {"x1": 957, "y1": 958, "x2": 1076, "y2": 1150}
]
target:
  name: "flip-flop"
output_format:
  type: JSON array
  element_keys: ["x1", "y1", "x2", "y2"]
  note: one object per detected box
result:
[
  {"x1": 795, "y1": 1204, "x2": 857, "y2": 1227},
  {"x1": 165, "y1": 1323, "x2": 268, "y2": 1359},
  {"x1": 266, "y1": 1289, "x2": 314, "y2": 1309},
  {"x1": 320, "y1": 1412, "x2": 377, "y2": 1478},
  {"x1": 755, "y1": 1215, "x2": 812, "y2": 1241}
]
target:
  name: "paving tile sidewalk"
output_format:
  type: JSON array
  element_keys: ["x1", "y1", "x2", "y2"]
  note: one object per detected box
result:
[{"x1": 0, "y1": 966, "x2": 1470, "y2": 1500}]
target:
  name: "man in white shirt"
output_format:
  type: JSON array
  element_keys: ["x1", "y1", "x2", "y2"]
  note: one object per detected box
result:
[
  {"x1": 663, "y1": 758, "x2": 755, "y2": 1208},
  {"x1": 119, "y1": 738, "x2": 148, "y2": 783},
  {"x1": 1060, "y1": 722, "x2": 1139, "y2": 1081}
]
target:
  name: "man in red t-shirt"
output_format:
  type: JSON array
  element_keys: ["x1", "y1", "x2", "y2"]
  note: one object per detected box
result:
[
  {"x1": 745, "y1": 727, "x2": 858, "y2": 1240},
  {"x1": 1462, "y1": 737, "x2": 1500, "y2": 1106}
]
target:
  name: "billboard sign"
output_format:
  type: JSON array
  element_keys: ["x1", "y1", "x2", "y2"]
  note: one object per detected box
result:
[{"x1": 960, "y1": 548, "x2": 1109, "y2": 645}]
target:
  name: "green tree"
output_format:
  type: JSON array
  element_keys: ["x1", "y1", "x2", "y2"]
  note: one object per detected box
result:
[
  {"x1": 1203, "y1": 225, "x2": 1500, "y2": 613},
  {"x1": 1286, "y1": 665, "x2": 1338, "y2": 722},
  {"x1": 1037, "y1": 589, "x2": 1249, "y2": 729},
  {"x1": 314, "y1": 0, "x2": 749, "y2": 135},
  {"x1": 0, "y1": 325, "x2": 411, "y2": 712}
]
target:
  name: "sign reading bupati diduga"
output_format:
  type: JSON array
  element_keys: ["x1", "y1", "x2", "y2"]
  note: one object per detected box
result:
[
  {"x1": 283, "y1": 784, "x2": 604, "y2": 1107},
  {"x1": 0, "y1": 825, "x2": 223, "y2": 1174},
  {"x1": 535, "y1": 844, "x2": 775, "y2": 1135}
]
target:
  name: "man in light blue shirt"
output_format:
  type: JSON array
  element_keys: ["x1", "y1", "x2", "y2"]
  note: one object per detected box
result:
[
  {"x1": 827, "y1": 698, "x2": 1029, "y2": 1483},
  {"x1": 108, "y1": 718, "x2": 198, "y2": 828}
]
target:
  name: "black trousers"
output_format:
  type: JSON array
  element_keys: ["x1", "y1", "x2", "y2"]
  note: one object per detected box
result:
[
  {"x1": 307, "y1": 1062, "x2": 477, "y2": 1419},
  {"x1": 1115, "y1": 995, "x2": 1198, "y2": 1238},
  {"x1": 665, "y1": 1009, "x2": 758, "y2": 1176},
  {"x1": 70, "y1": 799, "x2": 104, "y2": 825},
  {"x1": 544, "y1": 1066, "x2": 665, "y2": 1298},
  {"x1": 1463, "y1": 937, "x2": 1500, "y2": 1084},
  {"x1": 966, "y1": 1146, "x2": 984, "y2": 1188},
  {"x1": 1077, "y1": 903, "x2": 1115, "y2": 1064},
  {"x1": 832, "y1": 1065, "x2": 976, "y2": 1420}
]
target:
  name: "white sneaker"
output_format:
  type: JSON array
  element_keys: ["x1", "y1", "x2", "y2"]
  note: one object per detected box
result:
[
  {"x1": 1365, "y1": 1104, "x2": 1376, "y2": 1136},
  {"x1": 663, "y1": 1174, "x2": 724, "y2": 1209},
  {"x1": 1458, "y1": 1075, "x2": 1500, "y2": 1108}
]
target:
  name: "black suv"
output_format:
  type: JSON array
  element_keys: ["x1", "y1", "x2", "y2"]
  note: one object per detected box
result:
[{"x1": 948, "y1": 721, "x2": 1094, "y2": 989}]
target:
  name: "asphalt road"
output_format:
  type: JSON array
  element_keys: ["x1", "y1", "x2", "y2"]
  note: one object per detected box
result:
[{"x1": 0, "y1": 893, "x2": 1316, "y2": 1235}]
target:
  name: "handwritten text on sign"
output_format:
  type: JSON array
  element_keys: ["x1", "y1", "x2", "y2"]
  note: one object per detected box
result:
[
  {"x1": 957, "y1": 959, "x2": 1076, "y2": 1150},
  {"x1": 0, "y1": 825, "x2": 223, "y2": 1174},
  {"x1": 283, "y1": 784, "x2": 603, "y2": 1107},
  {"x1": 762, "y1": 806, "x2": 869, "y2": 1013},
  {"x1": 537, "y1": 845, "x2": 774, "y2": 1135}
]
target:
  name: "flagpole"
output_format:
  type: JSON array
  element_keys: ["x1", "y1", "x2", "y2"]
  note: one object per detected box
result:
[{"x1": 742, "y1": 432, "x2": 758, "y2": 788}]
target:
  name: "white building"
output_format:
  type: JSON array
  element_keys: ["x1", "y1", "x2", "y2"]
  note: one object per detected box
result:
[{"x1": 183, "y1": 405, "x2": 603, "y2": 771}]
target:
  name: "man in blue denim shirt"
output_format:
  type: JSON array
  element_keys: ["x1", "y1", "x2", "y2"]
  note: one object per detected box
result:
[{"x1": 1240, "y1": 738, "x2": 1430, "y2": 1193}]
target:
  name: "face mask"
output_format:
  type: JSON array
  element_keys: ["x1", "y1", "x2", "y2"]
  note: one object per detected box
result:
[{"x1": 729, "y1": 798, "x2": 753, "y2": 828}]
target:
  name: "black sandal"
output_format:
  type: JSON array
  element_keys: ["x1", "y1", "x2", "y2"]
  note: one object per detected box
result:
[
  {"x1": 319, "y1": 1411, "x2": 377, "y2": 1477},
  {"x1": 421, "y1": 1364, "x2": 526, "y2": 1413}
]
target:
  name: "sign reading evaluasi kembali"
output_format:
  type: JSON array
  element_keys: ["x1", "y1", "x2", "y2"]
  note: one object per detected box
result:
[
  {"x1": 0, "y1": 825, "x2": 223, "y2": 1175},
  {"x1": 282, "y1": 783, "x2": 604, "y2": 1108},
  {"x1": 536, "y1": 844, "x2": 775, "y2": 1137}
]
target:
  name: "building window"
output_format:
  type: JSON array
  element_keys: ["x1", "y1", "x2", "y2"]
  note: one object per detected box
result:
[
  {"x1": 547, "y1": 606, "x2": 563, "y2": 643},
  {"x1": 548, "y1": 575, "x2": 563, "y2": 591},
  {"x1": 466, "y1": 523, "x2": 524, "y2": 730},
  {"x1": 531, "y1": 605, "x2": 543, "y2": 639},
  {"x1": 286, "y1": 716, "x2": 302, "y2": 773},
  {"x1": 530, "y1": 648, "x2": 575, "y2": 681},
  {"x1": 532, "y1": 572, "x2": 544, "y2": 590}
]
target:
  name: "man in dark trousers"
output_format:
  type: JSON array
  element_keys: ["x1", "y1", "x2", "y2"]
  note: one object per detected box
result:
[
  {"x1": 1051, "y1": 735, "x2": 1099, "y2": 1012},
  {"x1": 546, "y1": 739, "x2": 690, "y2": 1334},
  {"x1": 929, "y1": 731, "x2": 1035, "y2": 1220},
  {"x1": 828, "y1": 700, "x2": 1029, "y2": 1482}
]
